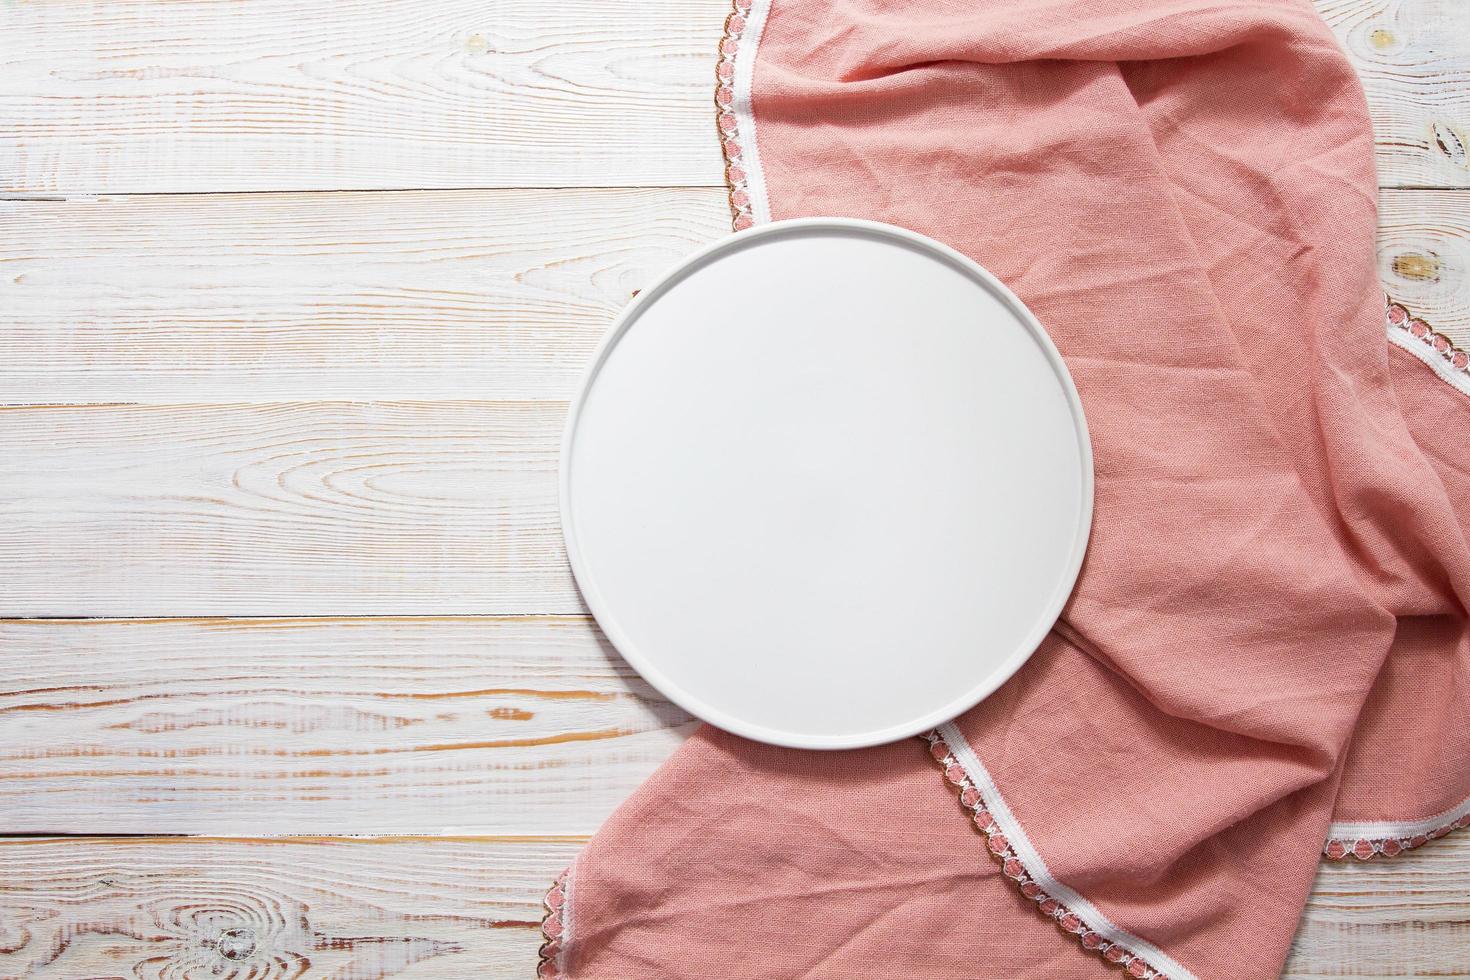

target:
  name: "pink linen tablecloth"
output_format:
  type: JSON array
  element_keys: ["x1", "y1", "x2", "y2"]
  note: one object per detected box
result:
[{"x1": 539, "y1": 1, "x2": 1470, "y2": 975}]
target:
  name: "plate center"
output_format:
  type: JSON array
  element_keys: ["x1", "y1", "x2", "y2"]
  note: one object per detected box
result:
[{"x1": 562, "y1": 221, "x2": 1091, "y2": 748}]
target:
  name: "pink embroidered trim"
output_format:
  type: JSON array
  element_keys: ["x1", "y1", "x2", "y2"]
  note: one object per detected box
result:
[
  {"x1": 1387, "y1": 297, "x2": 1470, "y2": 375},
  {"x1": 925, "y1": 733, "x2": 1176, "y2": 980},
  {"x1": 537, "y1": 868, "x2": 570, "y2": 979},
  {"x1": 1324, "y1": 811, "x2": 1470, "y2": 861},
  {"x1": 716, "y1": 0, "x2": 756, "y2": 231}
]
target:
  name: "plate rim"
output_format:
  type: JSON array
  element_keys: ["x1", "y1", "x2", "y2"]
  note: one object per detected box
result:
[{"x1": 559, "y1": 216, "x2": 1095, "y2": 749}]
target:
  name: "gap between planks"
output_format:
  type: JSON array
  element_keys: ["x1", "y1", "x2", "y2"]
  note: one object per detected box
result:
[
  {"x1": 0, "y1": 834, "x2": 589, "y2": 844},
  {"x1": 0, "y1": 184, "x2": 726, "y2": 202}
]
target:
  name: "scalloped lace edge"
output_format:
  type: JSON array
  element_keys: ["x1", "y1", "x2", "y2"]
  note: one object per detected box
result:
[
  {"x1": 715, "y1": 0, "x2": 770, "y2": 230},
  {"x1": 1325, "y1": 789, "x2": 1470, "y2": 860},
  {"x1": 926, "y1": 726, "x2": 1199, "y2": 980},
  {"x1": 1385, "y1": 295, "x2": 1470, "y2": 398},
  {"x1": 536, "y1": 866, "x2": 572, "y2": 978}
]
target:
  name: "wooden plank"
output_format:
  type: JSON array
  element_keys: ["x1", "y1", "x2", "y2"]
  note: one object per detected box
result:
[
  {"x1": 0, "y1": 834, "x2": 1465, "y2": 978},
  {"x1": 2, "y1": 190, "x2": 1464, "y2": 405},
  {"x1": 1380, "y1": 189, "x2": 1470, "y2": 347},
  {"x1": 0, "y1": 188, "x2": 730, "y2": 404},
  {"x1": 0, "y1": 618, "x2": 691, "y2": 834},
  {"x1": 0, "y1": 401, "x2": 590, "y2": 616},
  {"x1": 1285, "y1": 835, "x2": 1470, "y2": 977},
  {"x1": 0, "y1": 0, "x2": 1461, "y2": 195},
  {"x1": 1315, "y1": 0, "x2": 1470, "y2": 189},
  {"x1": 0, "y1": 836, "x2": 580, "y2": 979},
  {"x1": 0, "y1": 0, "x2": 727, "y2": 194}
]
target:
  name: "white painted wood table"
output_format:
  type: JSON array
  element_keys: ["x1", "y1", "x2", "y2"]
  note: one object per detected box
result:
[{"x1": 1, "y1": 0, "x2": 1467, "y2": 976}]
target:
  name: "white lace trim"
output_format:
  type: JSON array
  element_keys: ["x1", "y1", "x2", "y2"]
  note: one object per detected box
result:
[
  {"x1": 715, "y1": 0, "x2": 772, "y2": 230},
  {"x1": 1326, "y1": 789, "x2": 1470, "y2": 860},
  {"x1": 1385, "y1": 297, "x2": 1470, "y2": 399},
  {"x1": 932, "y1": 723, "x2": 1201, "y2": 980},
  {"x1": 536, "y1": 859, "x2": 575, "y2": 978}
]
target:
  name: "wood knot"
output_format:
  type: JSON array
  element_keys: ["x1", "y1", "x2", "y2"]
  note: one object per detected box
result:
[
  {"x1": 1433, "y1": 122, "x2": 1467, "y2": 169},
  {"x1": 1391, "y1": 252, "x2": 1441, "y2": 283},
  {"x1": 216, "y1": 927, "x2": 258, "y2": 961}
]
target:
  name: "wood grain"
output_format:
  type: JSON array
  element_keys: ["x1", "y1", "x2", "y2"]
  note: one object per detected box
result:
[
  {"x1": 2, "y1": 190, "x2": 1464, "y2": 406},
  {"x1": 0, "y1": 618, "x2": 691, "y2": 834},
  {"x1": 1315, "y1": 0, "x2": 1470, "y2": 189},
  {"x1": 0, "y1": 189, "x2": 728, "y2": 404},
  {"x1": 0, "y1": 836, "x2": 581, "y2": 979},
  {"x1": 0, "y1": 833, "x2": 1466, "y2": 978},
  {"x1": 0, "y1": 0, "x2": 1461, "y2": 194},
  {"x1": 0, "y1": 0, "x2": 728, "y2": 194},
  {"x1": 1285, "y1": 836, "x2": 1470, "y2": 978},
  {"x1": 0, "y1": 401, "x2": 586, "y2": 616},
  {"x1": 1380, "y1": 189, "x2": 1470, "y2": 346}
]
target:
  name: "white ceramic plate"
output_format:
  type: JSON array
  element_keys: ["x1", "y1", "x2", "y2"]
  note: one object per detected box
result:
[{"x1": 561, "y1": 218, "x2": 1092, "y2": 749}]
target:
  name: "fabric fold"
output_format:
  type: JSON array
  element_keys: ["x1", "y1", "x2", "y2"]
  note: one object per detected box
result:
[{"x1": 542, "y1": 0, "x2": 1470, "y2": 975}]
